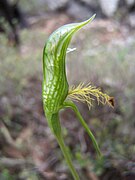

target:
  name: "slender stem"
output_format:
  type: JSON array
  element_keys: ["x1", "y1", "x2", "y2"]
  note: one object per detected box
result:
[
  {"x1": 47, "y1": 113, "x2": 80, "y2": 180},
  {"x1": 63, "y1": 101, "x2": 102, "y2": 157},
  {"x1": 56, "y1": 135, "x2": 80, "y2": 180}
]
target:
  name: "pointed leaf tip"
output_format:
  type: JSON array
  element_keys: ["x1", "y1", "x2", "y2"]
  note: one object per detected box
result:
[{"x1": 83, "y1": 14, "x2": 96, "y2": 24}]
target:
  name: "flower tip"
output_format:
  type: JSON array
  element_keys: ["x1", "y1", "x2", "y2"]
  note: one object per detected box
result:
[
  {"x1": 108, "y1": 97, "x2": 114, "y2": 108},
  {"x1": 93, "y1": 14, "x2": 96, "y2": 19}
]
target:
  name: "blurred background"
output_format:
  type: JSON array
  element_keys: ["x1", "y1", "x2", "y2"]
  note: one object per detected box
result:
[{"x1": 0, "y1": 0, "x2": 135, "y2": 179}]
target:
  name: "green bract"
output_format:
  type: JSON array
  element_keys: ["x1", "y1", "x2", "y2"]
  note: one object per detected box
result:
[{"x1": 42, "y1": 14, "x2": 113, "y2": 180}]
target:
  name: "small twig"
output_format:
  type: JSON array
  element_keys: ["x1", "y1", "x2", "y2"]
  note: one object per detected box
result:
[
  {"x1": 0, "y1": 157, "x2": 32, "y2": 167},
  {"x1": 0, "y1": 122, "x2": 17, "y2": 148}
]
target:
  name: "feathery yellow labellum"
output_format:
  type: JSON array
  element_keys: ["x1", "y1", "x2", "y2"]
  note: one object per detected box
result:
[{"x1": 68, "y1": 83, "x2": 114, "y2": 109}]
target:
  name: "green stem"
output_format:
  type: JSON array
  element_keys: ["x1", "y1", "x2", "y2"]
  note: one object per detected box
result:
[
  {"x1": 63, "y1": 101, "x2": 102, "y2": 157},
  {"x1": 56, "y1": 135, "x2": 80, "y2": 180},
  {"x1": 48, "y1": 113, "x2": 80, "y2": 180}
]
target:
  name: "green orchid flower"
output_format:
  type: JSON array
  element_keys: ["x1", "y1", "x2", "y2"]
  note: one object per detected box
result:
[{"x1": 42, "y1": 14, "x2": 114, "y2": 180}]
